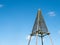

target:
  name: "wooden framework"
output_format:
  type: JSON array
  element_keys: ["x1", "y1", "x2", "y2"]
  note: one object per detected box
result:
[{"x1": 28, "y1": 9, "x2": 54, "y2": 45}]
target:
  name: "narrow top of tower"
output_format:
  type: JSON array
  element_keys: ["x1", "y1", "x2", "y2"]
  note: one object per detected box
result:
[
  {"x1": 38, "y1": 9, "x2": 41, "y2": 11},
  {"x1": 38, "y1": 9, "x2": 41, "y2": 12},
  {"x1": 37, "y1": 9, "x2": 42, "y2": 18}
]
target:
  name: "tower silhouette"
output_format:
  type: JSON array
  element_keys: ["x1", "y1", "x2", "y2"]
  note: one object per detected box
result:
[{"x1": 28, "y1": 9, "x2": 54, "y2": 45}]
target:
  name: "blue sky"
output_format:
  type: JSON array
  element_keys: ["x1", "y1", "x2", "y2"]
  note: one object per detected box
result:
[{"x1": 0, "y1": 0, "x2": 60, "y2": 45}]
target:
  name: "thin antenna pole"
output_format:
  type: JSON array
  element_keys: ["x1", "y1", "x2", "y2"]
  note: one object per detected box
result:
[
  {"x1": 28, "y1": 36, "x2": 32, "y2": 45},
  {"x1": 48, "y1": 35, "x2": 54, "y2": 45}
]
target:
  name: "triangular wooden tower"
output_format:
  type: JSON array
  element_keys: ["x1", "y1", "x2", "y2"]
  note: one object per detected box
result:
[{"x1": 28, "y1": 9, "x2": 54, "y2": 45}]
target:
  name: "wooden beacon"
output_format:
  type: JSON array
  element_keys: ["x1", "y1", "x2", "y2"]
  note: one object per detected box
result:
[{"x1": 28, "y1": 9, "x2": 54, "y2": 45}]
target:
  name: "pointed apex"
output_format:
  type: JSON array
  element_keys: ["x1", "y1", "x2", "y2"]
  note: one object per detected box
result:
[
  {"x1": 38, "y1": 9, "x2": 42, "y2": 13},
  {"x1": 37, "y1": 9, "x2": 42, "y2": 16},
  {"x1": 38, "y1": 9, "x2": 41, "y2": 11}
]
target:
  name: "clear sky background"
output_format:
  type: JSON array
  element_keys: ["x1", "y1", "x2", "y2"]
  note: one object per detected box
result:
[{"x1": 0, "y1": 0, "x2": 60, "y2": 45}]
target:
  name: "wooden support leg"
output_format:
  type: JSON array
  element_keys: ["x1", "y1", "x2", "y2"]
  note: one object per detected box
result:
[
  {"x1": 28, "y1": 35, "x2": 32, "y2": 45},
  {"x1": 36, "y1": 33, "x2": 38, "y2": 45},
  {"x1": 48, "y1": 35, "x2": 54, "y2": 45},
  {"x1": 41, "y1": 36, "x2": 43, "y2": 45}
]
